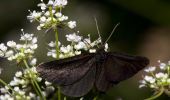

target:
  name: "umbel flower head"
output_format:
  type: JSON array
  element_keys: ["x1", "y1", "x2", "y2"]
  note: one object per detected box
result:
[
  {"x1": 139, "y1": 60, "x2": 170, "y2": 99},
  {"x1": 0, "y1": 29, "x2": 37, "y2": 64},
  {"x1": 47, "y1": 33, "x2": 109, "y2": 59},
  {"x1": 27, "y1": 0, "x2": 76, "y2": 31}
]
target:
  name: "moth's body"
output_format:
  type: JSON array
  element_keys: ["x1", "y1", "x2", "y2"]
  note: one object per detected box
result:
[{"x1": 37, "y1": 48, "x2": 149, "y2": 97}]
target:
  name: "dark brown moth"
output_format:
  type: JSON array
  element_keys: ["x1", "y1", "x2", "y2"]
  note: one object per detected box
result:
[{"x1": 36, "y1": 23, "x2": 149, "y2": 97}]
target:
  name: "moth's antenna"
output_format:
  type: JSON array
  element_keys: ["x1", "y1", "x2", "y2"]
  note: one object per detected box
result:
[
  {"x1": 94, "y1": 17, "x2": 103, "y2": 45},
  {"x1": 104, "y1": 23, "x2": 120, "y2": 45}
]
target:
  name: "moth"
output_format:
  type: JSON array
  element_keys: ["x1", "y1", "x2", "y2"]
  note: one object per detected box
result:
[{"x1": 36, "y1": 23, "x2": 149, "y2": 97}]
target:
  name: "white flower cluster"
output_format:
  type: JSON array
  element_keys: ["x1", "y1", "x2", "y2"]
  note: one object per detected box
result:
[
  {"x1": 27, "y1": 0, "x2": 76, "y2": 30},
  {"x1": 0, "y1": 30, "x2": 37, "y2": 64},
  {"x1": 139, "y1": 60, "x2": 170, "y2": 89},
  {"x1": 0, "y1": 67, "x2": 55, "y2": 100},
  {"x1": 47, "y1": 33, "x2": 109, "y2": 59}
]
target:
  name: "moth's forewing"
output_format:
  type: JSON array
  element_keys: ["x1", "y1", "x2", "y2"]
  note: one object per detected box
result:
[
  {"x1": 95, "y1": 62, "x2": 112, "y2": 92},
  {"x1": 61, "y1": 64, "x2": 96, "y2": 97},
  {"x1": 105, "y1": 52, "x2": 149, "y2": 83},
  {"x1": 36, "y1": 53, "x2": 95, "y2": 85}
]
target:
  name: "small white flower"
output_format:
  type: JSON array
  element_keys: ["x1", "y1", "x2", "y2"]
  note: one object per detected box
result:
[
  {"x1": 30, "y1": 58, "x2": 37, "y2": 66},
  {"x1": 167, "y1": 78, "x2": 170, "y2": 83},
  {"x1": 89, "y1": 49, "x2": 96, "y2": 53},
  {"x1": 37, "y1": 3, "x2": 47, "y2": 10},
  {"x1": 37, "y1": 25, "x2": 42, "y2": 30},
  {"x1": 144, "y1": 66, "x2": 156, "y2": 72},
  {"x1": 14, "y1": 87, "x2": 20, "y2": 92},
  {"x1": 155, "y1": 72, "x2": 168, "y2": 79},
  {"x1": 0, "y1": 43, "x2": 7, "y2": 52},
  {"x1": 45, "y1": 81, "x2": 52, "y2": 86},
  {"x1": 29, "y1": 92, "x2": 36, "y2": 98},
  {"x1": 37, "y1": 77, "x2": 42, "y2": 82},
  {"x1": 91, "y1": 38, "x2": 102, "y2": 47},
  {"x1": 27, "y1": 10, "x2": 41, "y2": 22},
  {"x1": 0, "y1": 51, "x2": 4, "y2": 57},
  {"x1": 59, "y1": 54, "x2": 64, "y2": 58},
  {"x1": 0, "y1": 88, "x2": 7, "y2": 93},
  {"x1": 20, "y1": 33, "x2": 33, "y2": 41},
  {"x1": 40, "y1": 16, "x2": 47, "y2": 23},
  {"x1": 30, "y1": 44, "x2": 38, "y2": 50},
  {"x1": 16, "y1": 44, "x2": 23, "y2": 50},
  {"x1": 48, "y1": 41, "x2": 56, "y2": 47},
  {"x1": 58, "y1": 15, "x2": 68, "y2": 21},
  {"x1": 5, "y1": 50, "x2": 14, "y2": 57},
  {"x1": 53, "y1": 0, "x2": 68, "y2": 7},
  {"x1": 60, "y1": 45, "x2": 72, "y2": 53},
  {"x1": 7, "y1": 41, "x2": 16, "y2": 48},
  {"x1": 15, "y1": 71, "x2": 22, "y2": 77},
  {"x1": 74, "y1": 42, "x2": 86, "y2": 50},
  {"x1": 47, "y1": 0, "x2": 54, "y2": 5},
  {"x1": 68, "y1": 21, "x2": 76, "y2": 29},
  {"x1": 75, "y1": 51, "x2": 81, "y2": 55},
  {"x1": 55, "y1": 12, "x2": 62, "y2": 17},
  {"x1": 144, "y1": 76, "x2": 155, "y2": 83},
  {"x1": 32, "y1": 37, "x2": 38, "y2": 44},
  {"x1": 105, "y1": 43, "x2": 109, "y2": 51},
  {"x1": 47, "y1": 49, "x2": 56, "y2": 58},
  {"x1": 139, "y1": 84, "x2": 146, "y2": 88},
  {"x1": 66, "y1": 33, "x2": 81, "y2": 42},
  {"x1": 160, "y1": 63, "x2": 166, "y2": 70}
]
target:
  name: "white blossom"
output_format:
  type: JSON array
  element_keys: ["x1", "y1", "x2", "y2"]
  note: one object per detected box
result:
[
  {"x1": 74, "y1": 42, "x2": 86, "y2": 50},
  {"x1": 155, "y1": 72, "x2": 168, "y2": 79},
  {"x1": 7, "y1": 41, "x2": 16, "y2": 48},
  {"x1": 20, "y1": 33, "x2": 33, "y2": 41},
  {"x1": 45, "y1": 81, "x2": 52, "y2": 86},
  {"x1": 144, "y1": 66, "x2": 156, "y2": 72},
  {"x1": 5, "y1": 50, "x2": 14, "y2": 57},
  {"x1": 55, "y1": 12, "x2": 62, "y2": 17},
  {"x1": 27, "y1": 10, "x2": 41, "y2": 22},
  {"x1": 66, "y1": 33, "x2": 81, "y2": 42},
  {"x1": 37, "y1": 3, "x2": 47, "y2": 10},
  {"x1": 68, "y1": 21, "x2": 76, "y2": 29},
  {"x1": 60, "y1": 45, "x2": 72, "y2": 53},
  {"x1": 160, "y1": 63, "x2": 166, "y2": 70},
  {"x1": 144, "y1": 76, "x2": 155, "y2": 83},
  {"x1": 89, "y1": 49, "x2": 96, "y2": 53},
  {"x1": 0, "y1": 43, "x2": 7, "y2": 52},
  {"x1": 40, "y1": 16, "x2": 47, "y2": 23},
  {"x1": 53, "y1": 0, "x2": 68, "y2": 7},
  {"x1": 30, "y1": 58, "x2": 37, "y2": 66},
  {"x1": 15, "y1": 71, "x2": 22, "y2": 77}
]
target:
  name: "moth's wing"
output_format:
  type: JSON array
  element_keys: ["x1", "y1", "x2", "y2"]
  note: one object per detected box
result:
[
  {"x1": 61, "y1": 63, "x2": 96, "y2": 97},
  {"x1": 105, "y1": 52, "x2": 149, "y2": 83},
  {"x1": 95, "y1": 63, "x2": 113, "y2": 92},
  {"x1": 36, "y1": 53, "x2": 95, "y2": 85}
]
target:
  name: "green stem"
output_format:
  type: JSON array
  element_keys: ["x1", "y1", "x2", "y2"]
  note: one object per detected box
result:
[
  {"x1": 31, "y1": 79, "x2": 41, "y2": 98},
  {"x1": 93, "y1": 96, "x2": 98, "y2": 100},
  {"x1": 54, "y1": 28, "x2": 61, "y2": 100},
  {"x1": 49, "y1": 6, "x2": 54, "y2": 23},
  {"x1": 23, "y1": 60, "x2": 46, "y2": 100},
  {"x1": 58, "y1": 86, "x2": 61, "y2": 100},
  {"x1": 0, "y1": 79, "x2": 15, "y2": 94},
  {"x1": 0, "y1": 79, "x2": 24, "y2": 99},
  {"x1": 144, "y1": 87, "x2": 164, "y2": 100},
  {"x1": 54, "y1": 28, "x2": 60, "y2": 60}
]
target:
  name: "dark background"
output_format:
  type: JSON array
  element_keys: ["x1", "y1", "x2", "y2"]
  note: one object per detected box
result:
[{"x1": 1, "y1": 0, "x2": 170, "y2": 100}]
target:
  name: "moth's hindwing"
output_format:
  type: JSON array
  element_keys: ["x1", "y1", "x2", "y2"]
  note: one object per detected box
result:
[{"x1": 105, "y1": 52, "x2": 149, "y2": 83}]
